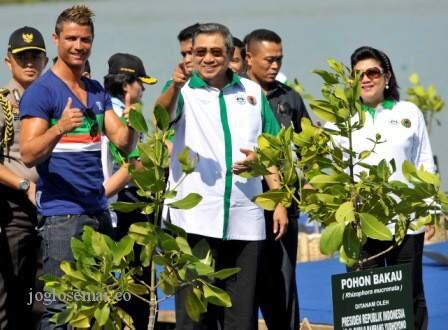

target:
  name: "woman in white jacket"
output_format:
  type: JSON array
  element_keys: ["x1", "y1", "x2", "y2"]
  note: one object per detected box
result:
[{"x1": 340, "y1": 46, "x2": 435, "y2": 330}]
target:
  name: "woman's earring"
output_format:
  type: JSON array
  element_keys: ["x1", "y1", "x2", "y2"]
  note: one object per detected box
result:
[{"x1": 385, "y1": 82, "x2": 390, "y2": 90}]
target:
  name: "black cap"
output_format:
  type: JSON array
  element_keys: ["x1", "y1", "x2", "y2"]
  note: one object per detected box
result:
[
  {"x1": 8, "y1": 26, "x2": 46, "y2": 54},
  {"x1": 107, "y1": 53, "x2": 157, "y2": 85}
]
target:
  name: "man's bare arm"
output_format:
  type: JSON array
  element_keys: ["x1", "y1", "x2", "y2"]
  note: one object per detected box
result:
[
  {"x1": 155, "y1": 62, "x2": 189, "y2": 117},
  {"x1": 264, "y1": 166, "x2": 288, "y2": 240},
  {"x1": 21, "y1": 97, "x2": 83, "y2": 167}
]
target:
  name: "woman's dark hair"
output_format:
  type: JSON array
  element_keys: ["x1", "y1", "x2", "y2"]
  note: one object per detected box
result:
[
  {"x1": 103, "y1": 73, "x2": 138, "y2": 100},
  {"x1": 350, "y1": 46, "x2": 400, "y2": 101}
]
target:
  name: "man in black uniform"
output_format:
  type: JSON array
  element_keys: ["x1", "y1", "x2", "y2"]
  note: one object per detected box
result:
[
  {"x1": 245, "y1": 28, "x2": 309, "y2": 330},
  {"x1": 0, "y1": 26, "x2": 48, "y2": 329}
]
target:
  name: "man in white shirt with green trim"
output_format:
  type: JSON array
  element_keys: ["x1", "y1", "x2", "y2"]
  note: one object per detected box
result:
[{"x1": 157, "y1": 22, "x2": 287, "y2": 330}]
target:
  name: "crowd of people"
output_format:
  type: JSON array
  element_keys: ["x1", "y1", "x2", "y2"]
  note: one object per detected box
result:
[{"x1": 0, "y1": 4, "x2": 435, "y2": 330}]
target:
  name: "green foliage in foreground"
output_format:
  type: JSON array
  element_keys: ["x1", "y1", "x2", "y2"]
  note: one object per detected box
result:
[
  {"x1": 42, "y1": 105, "x2": 239, "y2": 329},
  {"x1": 244, "y1": 59, "x2": 448, "y2": 268}
]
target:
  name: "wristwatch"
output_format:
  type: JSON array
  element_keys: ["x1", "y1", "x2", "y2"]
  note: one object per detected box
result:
[{"x1": 18, "y1": 179, "x2": 30, "y2": 192}]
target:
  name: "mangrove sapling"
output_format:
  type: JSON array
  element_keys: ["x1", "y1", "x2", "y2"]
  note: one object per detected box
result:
[
  {"x1": 242, "y1": 59, "x2": 448, "y2": 269},
  {"x1": 42, "y1": 105, "x2": 239, "y2": 329}
]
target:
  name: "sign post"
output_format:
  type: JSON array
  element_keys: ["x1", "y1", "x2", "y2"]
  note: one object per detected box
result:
[{"x1": 332, "y1": 263, "x2": 413, "y2": 330}]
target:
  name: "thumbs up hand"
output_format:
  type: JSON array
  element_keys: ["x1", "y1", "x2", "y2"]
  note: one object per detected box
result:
[
  {"x1": 122, "y1": 92, "x2": 135, "y2": 125},
  {"x1": 56, "y1": 97, "x2": 83, "y2": 135}
]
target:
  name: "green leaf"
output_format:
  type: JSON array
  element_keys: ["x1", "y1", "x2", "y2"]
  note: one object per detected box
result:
[
  {"x1": 164, "y1": 190, "x2": 178, "y2": 199},
  {"x1": 416, "y1": 166, "x2": 440, "y2": 186},
  {"x1": 71, "y1": 238, "x2": 86, "y2": 260},
  {"x1": 52, "y1": 306, "x2": 75, "y2": 325},
  {"x1": 178, "y1": 147, "x2": 198, "y2": 174},
  {"x1": 402, "y1": 160, "x2": 417, "y2": 182},
  {"x1": 176, "y1": 237, "x2": 192, "y2": 254},
  {"x1": 111, "y1": 201, "x2": 147, "y2": 213},
  {"x1": 206, "y1": 267, "x2": 241, "y2": 280},
  {"x1": 185, "y1": 287, "x2": 205, "y2": 322},
  {"x1": 94, "y1": 304, "x2": 110, "y2": 327},
  {"x1": 359, "y1": 213, "x2": 393, "y2": 241},
  {"x1": 113, "y1": 235, "x2": 135, "y2": 265},
  {"x1": 309, "y1": 174, "x2": 339, "y2": 189},
  {"x1": 140, "y1": 243, "x2": 155, "y2": 267},
  {"x1": 310, "y1": 100, "x2": 337, "y2": 122},
  {"x1": 116, "y1": 307, "x2": 134, "y2": 328},
  {"x1": 320, "y1": 222, "x2": 344, "y2": 255},
  {"x1": 163, "y1": 221, "x2": 187, "y2": 238},
  {"x1": 343, "y1": 224, "x2": 361, "y2": 260},
  {"x1": 202, "y1": 282, "x2": 232, "y2": 307},
  {"x1": 327, "y1": 58, "x2": 344, "y2": 74},
  {"x1": 313, "y1": 69, "x2": 339, "y2": 84},
  {"x1": 339, "y1": 245, "x2": 357, "y2": 267},
  {"x1": 69, "y1": 312, "x2": 91, "y2": 328},
  {"x1": 129, "y1": 108, "x2": 148, "y2": 133},
  {"x1": 335, "y1": 201, "x2": 355, "y2": 223},
  {"x1": 154, "y1": 104, "x2": 170, "y2": 131},
  {"x1": 91, "y1": 231, "x2": 112, "y2": 257},
  {"x1": 252, "y1": 191, "x2": 287, "y2": 211},
  {"x1": 192, "y1": 239, "x2": 211, "y2": 262},
  {"x1": 128, "y1": 283, "x2": 149, "y2": 296},
  {"x1": 60, "y1": 261, "x2": 87, "y2": 281},
  {"x1": 359, "y1": 150, "x2": 371, "y2": 160},
  {"x1": 168, "y1": 193, "x2": 202, "y2": 209},
  {"x1": 191, "y1": 261, "x2": 215, "y2": 276}
]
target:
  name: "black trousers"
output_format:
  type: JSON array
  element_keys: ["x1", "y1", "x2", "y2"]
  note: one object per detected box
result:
[
  {"x1": 0, "y1": 190, "x2": 38, "y2": 330},
  {"x1": 348, "y1": 234, "x2": 428, "y2": 330},
  {"x1": 115, "y1": 187, "x2": 152, "y2": 330},
  {"x1": 257, "y1": 212, "x2": 299, "y2": 330},
  {"x1": 175, "y1": 234, "x2": 260, "y2": 330}
]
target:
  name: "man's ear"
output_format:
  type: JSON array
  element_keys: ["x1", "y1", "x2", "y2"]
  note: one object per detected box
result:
[
  {"x1": 245, "y1": 51, "x2": 253, "y2": 67},
  {"x1": 51, "y1": 32, "x2": 59, "y2": 47},
  {"x1": 4, "y1": 54, "x2": 12, "y2": 72}
]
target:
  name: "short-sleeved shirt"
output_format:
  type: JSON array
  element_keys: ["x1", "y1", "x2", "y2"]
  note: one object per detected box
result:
[
  {"x1": 20, "y1": 70, "x2": 112, "y2": 216},
  {"x1": 166, "y1": 71, "x2": 279, "y2": 241}
]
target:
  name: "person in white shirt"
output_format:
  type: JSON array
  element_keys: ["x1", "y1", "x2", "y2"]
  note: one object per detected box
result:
[{"x1": 336, "y1": 46, "x2": 434, "y2": 330}]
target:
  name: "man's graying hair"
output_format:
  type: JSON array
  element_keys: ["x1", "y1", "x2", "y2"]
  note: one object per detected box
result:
[{"x1": 192, "y1": 23, "x2": 234, "y2": 52}]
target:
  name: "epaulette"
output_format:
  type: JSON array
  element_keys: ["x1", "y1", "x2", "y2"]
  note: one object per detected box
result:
[{"x1": 0, "y1": 88, "x2": 10, "y2": 97}]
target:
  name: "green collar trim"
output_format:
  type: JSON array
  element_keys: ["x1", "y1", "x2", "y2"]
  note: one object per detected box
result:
[
  {"x1": 188, "y1": 70, "x2": 241, "y2": 89},
  {"x1": 362, "y1": 99, "x2": 396, "y2": 119}
]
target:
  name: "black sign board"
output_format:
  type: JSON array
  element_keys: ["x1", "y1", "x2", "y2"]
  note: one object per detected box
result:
[{"x1": 332, "y1": 263, "x2": 413, "y2": 330}]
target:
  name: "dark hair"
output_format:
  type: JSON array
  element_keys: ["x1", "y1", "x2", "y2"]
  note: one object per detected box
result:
[
  {"x1": 104, "y1": 73, "x2": 138, "y2": 100},
  {"x1": 244, "y1": 29, "x2": 282, "y2": 52},
  {"x1": 177, "y1": 23, "x2": 200, "y2": 42},
  {"x1": 232, "y1": 36, "x2": 245, "y2": 60},
  {"x1": 192, "y1": 23, "x2": 234, "y2": 52},
  {"x1": 55, "y1": 5, "x2": 95, "y2": 38},
  {"x1": 350, "y1": 46, "x2": 400, "y2": 101}
]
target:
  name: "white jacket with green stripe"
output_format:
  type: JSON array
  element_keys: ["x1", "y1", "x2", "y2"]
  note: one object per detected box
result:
[{"x1": 165, "y1": 71, "x2": 280, "y2": 241}]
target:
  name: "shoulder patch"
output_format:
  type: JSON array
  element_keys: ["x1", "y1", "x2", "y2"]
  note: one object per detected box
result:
[
  {"x1": 401, "y1": 118, "x2": 411, "y2": 128},
  {"x1": 247, "y1": 95, "x2": 257, "y2": 106}
]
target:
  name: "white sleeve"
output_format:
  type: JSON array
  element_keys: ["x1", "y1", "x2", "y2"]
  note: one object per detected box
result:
[{"x1": 413, "y1": 108, "x2": 435, "y2": 173}]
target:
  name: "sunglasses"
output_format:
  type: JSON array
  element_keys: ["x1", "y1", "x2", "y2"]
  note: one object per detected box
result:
[
  {"x1": 193, "y1": 47, "x2": 226, "y2": 58},
  {"x1": 84, "y1": 108, "x2": 98, "y2": 137},
  {"x1": 355, "y1": 67, "x2": 384, "y2": 80},
  {"x1": 13, "y1": 52, "x2": 46, "y2": 63}
]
